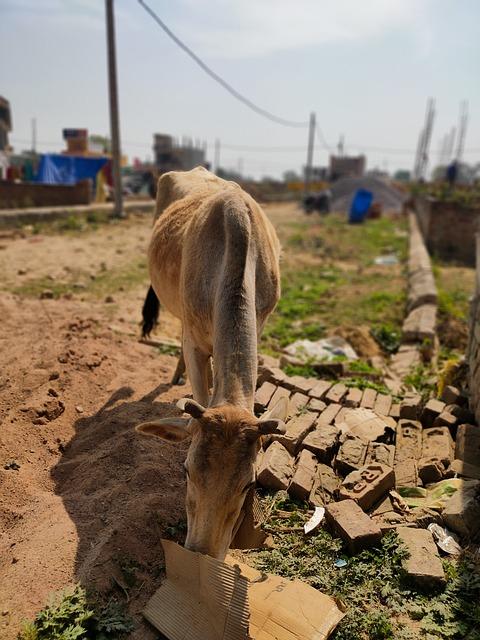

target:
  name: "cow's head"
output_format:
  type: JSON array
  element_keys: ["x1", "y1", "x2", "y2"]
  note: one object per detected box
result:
[{"x1": 136, "y1": 397, "x2": 286, "y2": 560}]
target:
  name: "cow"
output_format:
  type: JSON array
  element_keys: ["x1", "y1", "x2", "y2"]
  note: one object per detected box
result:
[{"x1": 136, "y1": 167, "x2": 284, "y2": 560}]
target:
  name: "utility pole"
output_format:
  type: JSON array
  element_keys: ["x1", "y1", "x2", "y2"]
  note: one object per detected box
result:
[
  {"x1": 105, "y1": 0, "x2": 124, "y2": 218},
  {"x1": 304, "y1": 112, "x2": 315, "y2": 195},
  {"x1": 455, "y1": 100, "x2": 468, "y2": 162},
  {"x1": 214, "y1": 138, "x2": 221, "y2": 174},
  {"x1": 31, "y1": 117, "x2": 37, "y2": 154},
  {"x1": 337, "y1": 134, "x2": 344, "y2": 157},
  {"x1": 413, "y1": 98, "x2": 435, "y2": 180}
]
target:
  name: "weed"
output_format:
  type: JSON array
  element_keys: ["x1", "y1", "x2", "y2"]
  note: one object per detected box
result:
[
  {"x1": 403, "y1": 364, "x2": 436, "y2": 400},
  {"x1": 371, "y1": 325, "x2": 402, "y2": 353},
  {"x1": 343, "y1": 377, "x2": 392, "y2": 395}
]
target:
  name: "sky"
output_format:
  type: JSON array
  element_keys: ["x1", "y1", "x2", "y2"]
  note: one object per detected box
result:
[{"x1": 1, "y1": 0, "x2": 479, "y2": 179}]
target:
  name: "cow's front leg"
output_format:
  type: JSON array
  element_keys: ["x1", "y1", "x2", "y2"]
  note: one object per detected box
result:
[{"x1": 183, "y1": 335, "x2": 210, "y2": 406}]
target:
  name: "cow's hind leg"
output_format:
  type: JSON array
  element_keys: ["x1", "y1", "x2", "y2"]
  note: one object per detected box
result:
[{"x1": 171, "y1": 350, "x2": 186, "y2": 385}]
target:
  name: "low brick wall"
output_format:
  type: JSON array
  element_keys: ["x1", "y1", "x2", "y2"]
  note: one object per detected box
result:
[
  {"x1": 0, "y1": 180, "x2": 92, "y2": 209},
  {"x1": 467, "y1": 235, "x2": 480, "y2": 424},
  {"x1": 414, "y1": 196, "x2": 480, "y2": 266}
]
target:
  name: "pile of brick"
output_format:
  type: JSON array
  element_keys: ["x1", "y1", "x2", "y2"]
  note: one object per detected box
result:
[{"x1": 255, "y1": 364, "x2": 480, "y2": 586}]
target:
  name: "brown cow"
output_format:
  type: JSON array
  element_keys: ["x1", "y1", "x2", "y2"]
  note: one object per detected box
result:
[{"x1": 136, "y1": 167, "x2": 284, "y2": 559}]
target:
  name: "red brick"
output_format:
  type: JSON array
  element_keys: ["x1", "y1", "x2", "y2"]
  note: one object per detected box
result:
[
  {"x1": 325, "y1": 382, "x2": 348, "y2": 404},
  {"x1": 360, "y1": 388, "x2": 377, "y2": 409},
  {"x1": 455, "y1": 424, "x2": 480, "y2": 466},
  {"x1": 302, "y1": 422, "x2": 340, "y2": 463},
  {"x1": 288, "y1": 449, "x2": 317, "y2": 501},
  {"x1": 335, "y1": 434, "x2": 368, "y2": 476},
  {"x1": 308, "y1": 398, "x2": 327, "y2": 413},
  {"x1": 338, "y1": 463, "x2": 395, "y2": 511},
  {"x1": 422, "y1": 426, "x2": 454, "y2": 467},
  {"x1": 396, "y1": 527, "x2": 445, "y2": 588},
  {"x1": 418, "y1": 457, "x2": 444, "y2": 484},
  {"x1": 374, "y1": 394, "x2": 393, "y2": 416},
  {"x1": 325, "y1": 500, "x2": 382, "y2": 554},
  {"x1": 421, "y1": 399, "x2": 446, "y2": 426},
  {"x1": 395, "y1": 419, "x2": 422, "y2": 462},
  {"x1": 257, "y1": 442, "x2": 294, "y2": 490},
  {"x1": 318, "y1": 403, "x2": 342, "y2": 426},
  {"x1": 267, "y1": 385, "x2": 290, "y2": 412},
  {"x1": 254, "y1": 381, "x2": 277, "y2": 411},
  {"x1": 274, "y1": 411, "x2": 317, "y2": 454},
  {"x1": 288, "y1": 392, "x2": 310, "y2": 418},
  {"x1": 389, "y1": 403, "x2": 401, "y2": 419},
  {"x1": 309, "y1": 464, "x2": 341, "y2": 506},
  {"x1": 450, "y1": 459, "x2": 480, "y2": 480},
  {"x1": 308, "y1": 379, "x2": 332, "y2": 400},
  {"x1": 281, "y1": 375, "x2": 316, "y2": 394},
  {"x1": 365, "y1": 442, "x2": 395, "y2": 467},
  {"x1": 394, "y1": 459, "x2": 419, "y2": 487},
  {"x1": 344, "y1": 387, "x2": 362, "y2": 408},
  {"x1": 400, "y1": 395, "x2": 422, "y2": 420},
  {"x1": 440, "y1": 385, "x2": 463, "y2": 405}
]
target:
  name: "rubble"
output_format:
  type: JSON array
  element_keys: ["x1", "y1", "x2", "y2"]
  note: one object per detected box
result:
[
  {"x1": 273, "y1": 411, "x2": 317, "y2": 454},
  {"x1": 309, "y1": 464, "x2": 341, "y2": 506},
  {"x1": 338, "y1": 463, "x2": 395, "y2": 510},
  {"x1": 396, "y1": 527, "x2": 445, "y2": 588},
  {"x1": 325, "y1": 500, "x2": 382, "y2": 554},
  {"x1": 335, "y1": 433, "x2": 368, "y2": 476}
]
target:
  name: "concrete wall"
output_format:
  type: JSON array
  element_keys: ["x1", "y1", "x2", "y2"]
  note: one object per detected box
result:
[
  {"x1": 414, "y1": 196, "x2": 480, "y2": 266},
  {"x1": 468, "y1": 235, "x2": 480, "y2": 424},
  {"x1": 0, "y1": 179, "x2": 92, "y2": 209}
]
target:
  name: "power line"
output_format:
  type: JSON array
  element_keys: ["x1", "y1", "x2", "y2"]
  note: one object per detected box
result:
[{"x1": 137, "y1": 0, "x2": 309, "y2": 129}]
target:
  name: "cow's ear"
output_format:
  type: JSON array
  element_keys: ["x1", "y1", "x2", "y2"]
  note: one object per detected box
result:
[
  {"x1": 257, "y1": 418, "x2": 286, "y2": 436},
  {"x1": 136, "y1": 417, "x2": 191, "y2": 442}
]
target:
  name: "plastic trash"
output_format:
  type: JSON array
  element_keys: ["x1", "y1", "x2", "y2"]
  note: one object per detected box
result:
[
  {"x1": 428, "y1": 523, "x2": 462, "y2": 556},
  {"x1": 398, "y1": 479, "x2": 463, "y2": 510},
  {"x1": 349, "y1": 189, "x2": 373, "y2": 224},
  {"x1": 374, "y1": 255, "x2": 399, "y2": 266},
  {"x1": 304, "y1": 507, "x2": 325, "y2": 535},
  {"x1": 334, "y1": 559, "x2": 348, "y2": 568},
  {"x1": 283, "y1": 337, "x2": 358, "y2": 364}
]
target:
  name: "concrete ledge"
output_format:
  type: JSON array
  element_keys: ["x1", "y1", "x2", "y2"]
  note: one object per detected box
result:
[
  {"x1": 407, "y1": 211, "x2": 437, "y2": 312},
  {"x1": 0, "y1": 200, "x2": 155, "y2": 227}
]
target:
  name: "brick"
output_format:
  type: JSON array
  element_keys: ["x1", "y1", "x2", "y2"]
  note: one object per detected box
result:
[
  {"x1": 335, "y1": 434, "x2": 368, "y2": 476},
  {"x1": 339, "y1": 463, "x2": 395, "y2": 511},
  {"x1": 267, "y1": 385, "x2": 290, "y2": 412},
  {"x1": 334, "y1": 407, "x2": 349, "y2": 425},
  {"x1": 288, "y1": 449, "x2": 317, "y2": 502},
  {"x1": 450, "y1": 459, "x2": 480, "y2": 480},
  {"x1": 257, "y1": 442, "x2": 294, "y2": 490},
  {"x1": 433, "y1": 411, "x2": 458, "y2": 431},
  {"x1": 302, "y1": 422, "x2": 340, "y2": 463},
  {"x1": 318, "y1": 403, "x2": 342, "y2": 426},
  {"x1": 455, "y1": 424, "x2": 480, "y2": 466},
  {"x1": 442, "y1": 480, "x2": 480, "y2": 537},
  {"x1": 360, "y1": 388, "x2": 377, "y2": 409},
  {"x1": 440, "y1": 385, "x2": 463, "y2": 405},
  {"x1": 288, "y1": 392, "x2": 310, "y2": 418},
  {"x1": 394, "y1": 459, "x2": 419, "y2": 487},
  {"x1": 325, "y1": 382, "x2": 348, "y2": 404},
  {"x1": 325, "y1": 500, "x2": 382, "y2": 554},
  {"x1": 422, "y1": 426, "x2": 454, "y2": 467},
  {"x1": 273, "y1": 411, "x2": 317, "y2": 454},
  {"x1": 309, "y1": 464, "x2": 341, "y2": 506},
  {"x1": 418, "y1": 457, "x2": 444, "y2": 484},
  {"x1": 282, "y1": 375, "x2": 315, "y2": 394},
  {"x1": 259, "y1": 366, "x2": 286, "y2": 385},
  {"x1": 396, "y1": 527, "x2": 445, "y2": 588},
  {"x1": 395, "y1": 419, "x2": 422, "y2": 462},
  {"x1": 400, "y1": 395, "x2": 422, "y2": 420},
  {"x1": 254, "y1": 381, "x2": 277, "y2": 411},
  {"x1": 341, "y1": 407, "x2": 394, "y2": 443},
  {"x1": 421, "y1": 399, "x2": 446, "y2": 426},
  {"x1": 374, "y1": 394, "x2": 393, "y2": 417},
  {"x1": 446, "y1": 404, "x2": 474, "y2": 423},
  {"x1": 402, "y1": 304, "x2": 437, "y2": 342},
  {"x1": 344, "y1": 387, "x2": 362, "y2": 408},
  {"x1": 308, "y1": 398, "x2": 327, "y2": 413},
  {"x1": 366, "y1": 442, "x2": 395, "y2": 467},
  {"x1": 308, "y1": 379, "x2": 332, "y2": 400},
  {"x1": 389, "y1": 403, "x2": 401, "y2": 419}
]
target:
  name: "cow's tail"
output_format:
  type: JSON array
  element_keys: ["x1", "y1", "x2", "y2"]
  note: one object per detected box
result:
[{"x1": 141, "y1": 285, "x2": 160, "y2": 338}]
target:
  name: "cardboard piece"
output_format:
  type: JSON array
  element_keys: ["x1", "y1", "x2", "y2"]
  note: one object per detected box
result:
[
  {"x1": 231, "y1": 486, "x2": 271, "y2": 550},
  {"x1": 144, "y1": 540, "x2": 344, "y2": 640}
]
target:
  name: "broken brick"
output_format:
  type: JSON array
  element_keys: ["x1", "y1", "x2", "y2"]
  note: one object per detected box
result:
[
  {"x1": 418, "y1": 458, "x2": 445, "y2": 484},
  {"x1": 335, "y1": 433, "x2": 368, "y2": 476},
  {"x1": 421, "y1": 399, "x2": 446, "y2": 427},
  {"x1": 394, "y1": 459, "x2": 419, "y2": 488},
  {"x1": 288, "y1": 449, "x2": 317, "y2": 502},
  {"x1": 455, "y1": 424, "x2": 480, "y2": 466},
  {"x1": 433, "y1": 411, "x2": 458, "y2": 431},
  {"x1": 396, "y1": 527, "x2": 445, "y2": 588},
  {"x1": 400, "y1": 395, "x2": 422, "y2": 420},
  {"x1": 273, "y1": 411, "x2": 317, "y2": 454},
  {"x1": 365, "y1": 442, "x2": 395, "y2": 467},
  {"x1": 257, "y1": 441, "x2": 294, "y2": 491},
  {"x1": 302, "y1": 422, "x2": 340, "y2": 463},
  {"x1": 325, "y1": 500, "x2": 382, "y2": 554},
  {"x1": 422, "y1": 426, "x2": 454, "y2": 467},
  {"x1": 309, "y1": 464, "x2": 341, "y2": 506},
  {"x1": 440, "y1": 385, "x2": 463, "y2": 406},
  {"x1": 341, "y1": 408, "x2": 394, "y2": 443},
  {"x1": 395, "y1": 420, "x2": 422, "y2": 462},
  {"x1": 443, "y1": 480, "x2": 480, "y2": 537},
  {"x1": 338, "y1": 463, "x2": 395, "y2": 511}
]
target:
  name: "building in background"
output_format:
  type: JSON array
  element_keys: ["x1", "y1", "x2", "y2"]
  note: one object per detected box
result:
[
  {"x1": 153, "y1": 134, "x2": 207, "y2": 173},
  {"x1": 329, "y1": 154, "x2": 366, "y2": 181},
  {"x1": 0, "y1": 96, "x2": 12, "y2": 179}
]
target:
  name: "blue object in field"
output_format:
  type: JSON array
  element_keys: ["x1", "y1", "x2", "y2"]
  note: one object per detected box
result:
[
  {"x1": 349, "y1": 188, "x2": 373, "y2": 223},
  {"x1": 35, "y1": 154, "x2": 108, "y2": 185}
]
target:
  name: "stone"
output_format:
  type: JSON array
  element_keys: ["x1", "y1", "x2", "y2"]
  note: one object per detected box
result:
[
  {"x1": 288, "y1": 392, "x2": 310, "y2": 418},
  {"x1": 395, "y1": 420, "x2": 422, "y2": 462},
  {"x1": 308, "y1": 379, "x2": 332, "y2": 400},
  {"x1": 254, "y1": 381, "x2": 277, "y2": 411},
  {"x1": 400, "y1": 395, "x2": 422, "y2": 420},
  {"x1": 302, "y1": 422, "x2": 340, "y2": 463},
  {"x1": 374, "y1": 394, "x2": 393, "y2": 417},
  {"x1": 257, "y1": 442, "x2": 294, "y2": 491},
  {"x1": 442, "y1": 480, "x2": 480, "y2": 537},
  {"x1": 288, "y1": 450, "x2": 317, "y2": 502},
  {"x1": 344, "y1": 387, "x2": 362, "y2": 408},
  {"x1": 360, "y1": 388, "x2": 377, "y2": 409},
  {"x1": 440, "y1": 385, "x2": 463, "y2": 405},
  {"x1": 339, "y1": 463, "x2": 395, "y2": 511},
  {"x1": 450, "y1": 459, "x2": 480, "y2": 480},
  {"x1": 335, "y1": 434, "x2": 368, "y2": 476},
  {"x1": 389, "y1": 403, "x2": 401, "y2": 419},
  {"x1": 325, "y1": 383, "x2": 347, "y2": 404},
  {"x1": 418, "y1": 458, "x2": 445, "y2": 484},
  {"x1": 365, "y1": 442, "x2": 395, "y2": 467},
  {"x1": 455, "y1": 424, "x2": 480, "y2": 466},
  {"x1": 422, "y1": 427, "x2": 454, "y2": 467},
  {"x1": 394, "y1": 459, "x2": 419, "y2": 488},
  {"x1": 274, "y1": 411, "x2": 317, "y2": 454},
  {"x1": 325, "y1": 500, "x2": 382, "y2": 554},
  {"x1": 309, "y1": 464, "x2": 341, "y2": 506},
  {"x1": 396, "y1": 527, "x2": 445, "y2": 588},
  {"x1": 421, "y1": 399, "x2": 446, "y2": 426},
  {"x1": 317, "y1": 403, "x2": 342, "y2": 426}
]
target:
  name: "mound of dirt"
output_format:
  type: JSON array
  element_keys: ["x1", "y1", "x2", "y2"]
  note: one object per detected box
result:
[
  {"x1": 331, "y1": 325, "x2": 382, "y2": 359},
  {"x1": 330, "y1": 176, "x2": 407, "y2": 213}
]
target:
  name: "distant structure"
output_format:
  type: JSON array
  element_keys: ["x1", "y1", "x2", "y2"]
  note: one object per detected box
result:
[
  {"x1": 0, "y1": 96, "x2": 12, "y2": 179},
  {"x1": 329, "y1": 154, "x2": 366, "y2": 181},
  {"x1": 153, "y1": 134, "x2": 206, "y2": 173}
]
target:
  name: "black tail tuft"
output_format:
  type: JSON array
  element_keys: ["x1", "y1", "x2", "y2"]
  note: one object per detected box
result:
[{"x1": 141, "y1": 285, "x2": 160, "y2": 338}]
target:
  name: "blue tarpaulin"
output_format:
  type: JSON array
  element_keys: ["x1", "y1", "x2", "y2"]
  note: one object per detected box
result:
[{"x1": 35, "y1": 154, "x2": 108, "y2": 185}]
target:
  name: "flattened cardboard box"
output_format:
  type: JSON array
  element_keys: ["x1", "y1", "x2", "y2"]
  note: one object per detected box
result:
[{"x1": 143, "y1": 540, "x2": 344, "y2": 640}]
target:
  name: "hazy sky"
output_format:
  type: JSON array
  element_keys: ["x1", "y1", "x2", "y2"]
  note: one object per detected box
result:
[{"x1": 1, "y1": 0, "x2": 479, "y2": 178}]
